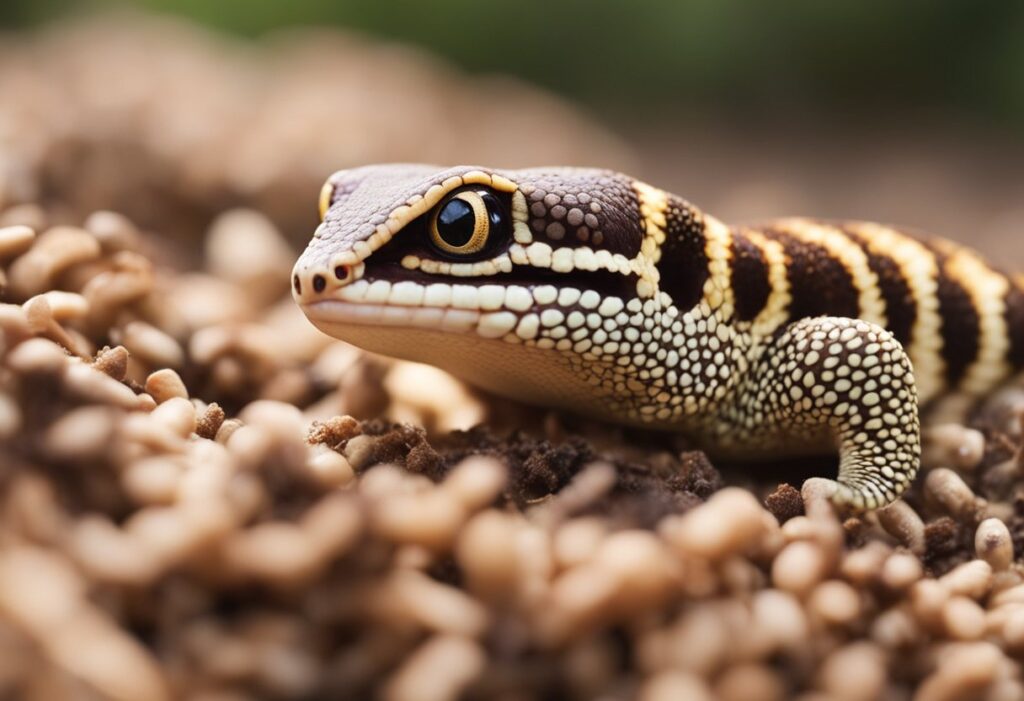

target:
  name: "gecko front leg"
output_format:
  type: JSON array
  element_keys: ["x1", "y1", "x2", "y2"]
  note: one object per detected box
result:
[{"x1": 718, "y1": 316, "x2": 921, "y2": 509}]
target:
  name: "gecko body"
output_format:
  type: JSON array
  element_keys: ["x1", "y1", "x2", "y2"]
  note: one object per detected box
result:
[{"x1": 292, "y1": 165, "x2": 1024, "y2": 509}]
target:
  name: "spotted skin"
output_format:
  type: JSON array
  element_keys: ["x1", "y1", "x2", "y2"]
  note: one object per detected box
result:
[{"x1": 293, "y1": 164, "x2": 1024, "y2": 510}]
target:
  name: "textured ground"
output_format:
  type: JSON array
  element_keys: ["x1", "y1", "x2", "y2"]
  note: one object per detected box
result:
[{"x1": 2, "y1": 14, "x2": 1024, "y2": 701}]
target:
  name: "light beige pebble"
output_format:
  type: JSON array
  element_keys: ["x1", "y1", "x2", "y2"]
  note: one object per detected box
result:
[
  {"x1": 440, "y1": 457, "x2": 507, "y2": 511},
  {"x1": 23, "y1": 291, "x2": 88, "y2": 320},
  {"x1": 300, "y1": 494, "x2": 363, "y2": 560},
  {"x1": 915, "y1": 642, "x2": 1003, "y2": 701},
  {"x1": 178, "y1": 440, "x2": 235, "y2": 498},
  {"x1": 372, "y1": 488, "x2": 467, "y2": 551},
  {"x1": 121, "y1": 413, "x2": 186, "y2": 454},
  {"x1": 225, "y1": 424, "x2": 275, "y2": 465},
  {"x1": 69, "y1": 516, "x2": 162, "y2": 585},
  {"x1": 1001, "y1": 608, "x2": 1024, "y2": 648},
  {"x1": 988, "y1": 678, "x2": 1024, "y2": 701},
  {"x1": 841, "y1": 541, "x2": 893, "y2": 586},
  {"x1": 62, "y1": 361, "x2": 141, "y2": 409},
  {"x1": 594, "y1": 530, "x2": 681, "y2": 611},
  {"x1": 384, "y1": 362, "x2": 486, "y2": 432},
  {"x1": 942, "y1": 596, "x2": 987, "y2": 640},
  {"x1": 128, "y1": 502, "x2": 234, "y2": 568},
  {"x1": 82, "y1": 268, "x2": 153, "y2": 317},
  {"x1": 382, "y1": 635, "x2": 485, "y2": 701},
  {"x1": 0, "y1": 224, "x2": 35, "y2": 259},
  {"x1": 7, "y1": 225, "x2": 101, "y2": 297},
  {"x1": 24, "y1": 296, "x2": 92, "y2": 358},
  {"x1": 715, "y1": 663, "x2": 786, "y2": 701},
  {"x1": 911, "y1": 579, "x2": 952, "y2": 632},
  {"x1": 751, "y1": 589, "x2": 809, "y2": 651},
  {"x1": 939, "y1": 559, "x2": 993, "y2": 599},
  {"x1": 925, "y1": 468, "x2": 981, "y2": 521},
  {"x1": 817, "y1": 642, "x2": 887, "y2": 701},
  {"x1": 880, "y1": 552, "x2": 924, "y2": 590},
  {"x1": 215, "y1": 417, "x2": 244, "y2": 444},
  {"x1": 0, "y1": 546, "x2": 85, "y2": 635},
  {"x1": 0, "y1": 303, "x2": 32, "y2": 343},
  {"x1": 772, "y1": 540, "x2": 828, "y2": 596},
  {"x1": 122, "y1": 457, "x2": 183, "y2": 506},
  {"x1": 121, "y1": 321, "x2": 185, "y2": 369},
  {"x1": 456, "y1": 510, "x2": 522, "y2": 602},
  {"x1": 374, "y1": 570, "x2": 489, "y2": 638},
  {"x1": 84, "y1": 210, "x2": 140, "y2": 252},
  {"x1": 922, "y1": 423, "x2": 986, "y2": 471},
  {"x1": 992, "y1": 584, "x2": 1024, "y2": 608},
  {"x1": 145, "y1": 368, "x2": 188, "y2": 403},
  {"x1": 44, "y1": 405, "x2": 119, "y2": 461},
  {"x1": 876, "y1": 500, "x2": 926, "y2": 555},
  {"x1": 975, "y1": 518, "x2": 1014, "y2": 571},
  {"x1": 150, "y1": 396, "x2": 197, "y2": 438},
  {"x1": 809, "y1": 580, "x2": 861, "y2": 625},
  {"x1": 544, "y1": 564, "x2": 621, "y2": 644},
  {"x1": 639, "y1": 671, "x2": 715, "y2": 701},
  {"x1": 304, "y1": 445, "x2": 355, "y2": 488},
  {"x1": 662, "y1": 487, "x2": 769, "y2": 559},
  {"x1": 225, "y1": 522, "x2": 323, "y2": 587},
  {"x1": 549, "y1": 515, "x2": 603, "y2": 567},
  {"x1": 206, "y1": 209, "x2": 293, "y2": 286},
  {"x1": 871, "y1": 606, "x2": 922, "y2": 648},
  {"x1": 6, "y1": 336, "x2": 67, "y2": 373},
  {"x1": 780, "y1": 515, "x2": 820, "y2": 542},
  {"x1": 189, "y1": 325, "x2": 235, "y2": 364},
  {"x1": 358, "y1": 464, "x2": 417, "y2": 500},
  {"x1": 45, "y1": 608, "x2": 171, "y2": 701},
  {"x1": 238, "y1": 399, "x2": 306, "y2": 442}
]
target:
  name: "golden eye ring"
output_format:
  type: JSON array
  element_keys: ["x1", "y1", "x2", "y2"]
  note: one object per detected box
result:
[
  {"x1": 318, "y1": 180, "x2": 334, "y2": 220},
  {"x1": 429, "y1": 190, "x2": 495, "y2": 256}
]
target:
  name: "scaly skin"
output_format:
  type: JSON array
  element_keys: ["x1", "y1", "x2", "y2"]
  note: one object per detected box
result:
[{"x1": 292, "y1": 164, "x2": 1024, "y2": 509}]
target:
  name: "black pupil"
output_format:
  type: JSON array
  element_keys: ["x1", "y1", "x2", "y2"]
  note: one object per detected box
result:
[{"x1": 437, "y1": 198, "x2": 477, "y2": 248}]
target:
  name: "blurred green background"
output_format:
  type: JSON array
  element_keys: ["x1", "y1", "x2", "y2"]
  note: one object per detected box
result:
[{"x1": 4, "y1": 0, "x2": 1024, "y2": 129}]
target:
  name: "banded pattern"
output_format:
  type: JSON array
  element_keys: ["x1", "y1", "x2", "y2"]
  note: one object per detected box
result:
[{"x1": 293, "y1": 164, "x2": 1024, "y2": 511}]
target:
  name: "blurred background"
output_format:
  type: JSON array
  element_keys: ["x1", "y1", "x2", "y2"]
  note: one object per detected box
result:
[{"x1": 1, "y1": 0, "x2": 1022, "y2": 265}]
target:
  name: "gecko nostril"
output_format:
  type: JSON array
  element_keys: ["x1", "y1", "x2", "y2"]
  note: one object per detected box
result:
[
  {"x1": 293, "y1": 274, "x2": 302, "y2": 295},
  {"x1": 313, "y1": 274, "x2": 326, "y2": 293},
  {"x1": 334, "y1": 265, "x2": 349, "y2": 281}
]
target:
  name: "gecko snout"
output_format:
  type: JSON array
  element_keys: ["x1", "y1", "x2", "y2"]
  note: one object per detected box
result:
[{"x1": 291, "y1": 260, "x2": 355, "y2": 303}]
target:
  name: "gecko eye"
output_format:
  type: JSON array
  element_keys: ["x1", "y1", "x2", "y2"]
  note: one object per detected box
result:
[{"x1": 429, "y1": 188, "x2": 507, "y2": 256}]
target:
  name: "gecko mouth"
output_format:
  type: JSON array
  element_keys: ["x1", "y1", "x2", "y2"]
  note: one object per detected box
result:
[{"x1": 303, "y1": 299, "x2": 484, "y2": 333}]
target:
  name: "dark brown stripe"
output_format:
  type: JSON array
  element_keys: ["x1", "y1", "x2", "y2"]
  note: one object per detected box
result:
[
  {"x1": 918, "y1": 240, "x2": 981, "y2": 386},
  {"x1": 730, "y1": 230, "x2": 771, "y2": 322},
  {"x1": 1006, "y1": 279, "x2": 1024, "y2": 371},
  {"x1": 839, "y1": 226, "x2": 917, "y2": 346},
  {"x1": 762, "y1": 227, "x2": 859, "y2": 322},
  {"x1": 656, "y1": 196, "x2": 709, "y2": 311}
]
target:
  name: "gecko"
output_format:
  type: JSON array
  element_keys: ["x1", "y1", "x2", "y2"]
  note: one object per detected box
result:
[{"x1": 291, "y1": 164, "x2": 1024, "y2": 509}]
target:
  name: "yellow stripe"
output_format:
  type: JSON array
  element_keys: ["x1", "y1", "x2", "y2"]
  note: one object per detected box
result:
[
  {"x1": 633, "y1": 181, "x2": 669, "y2": 263},
  {"x1": 633, "y1": 181, "x2": 670, "y2": 299},
  {"x1": 845, "y1": 222, "x2": 945, "y2": 403},
  {"x1": 742, "y1": 228, "x2": 791, "y2": 340},
  {"x1": 775, "y1": 219, "x2": 888, "y2": 328},
  {"x1": 702, "y1": 213, "x2": 734, "y2": 319},
  {"x1": 943, "y1": 248, "x2": 1010, "y2": 394}
]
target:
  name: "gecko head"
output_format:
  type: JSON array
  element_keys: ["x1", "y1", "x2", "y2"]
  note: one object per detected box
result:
[{"x1": 292, "y1": 163, "x2": 674, "y2": 417}]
